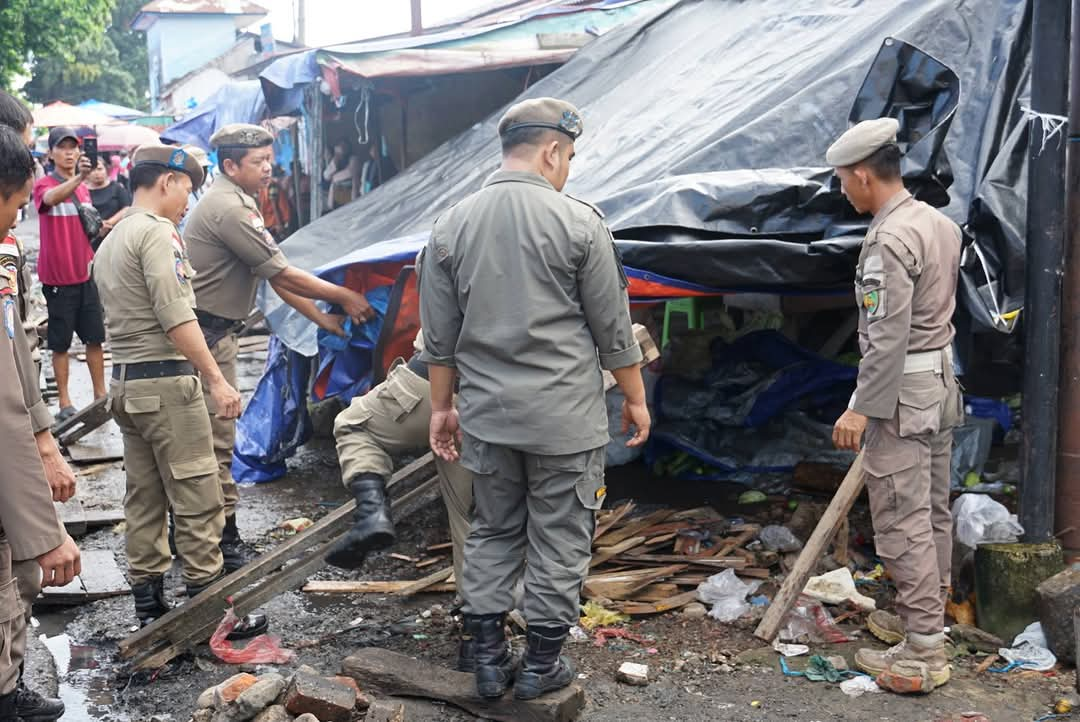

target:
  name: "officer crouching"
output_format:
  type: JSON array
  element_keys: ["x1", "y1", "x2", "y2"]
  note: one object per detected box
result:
[{"x1": 94, "y1": 145, "x2": 269, "y2": 637}]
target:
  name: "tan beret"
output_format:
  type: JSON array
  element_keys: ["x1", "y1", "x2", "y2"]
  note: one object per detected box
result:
[
  {"x1": 826, "y1": 117, "x2": 900, "y2": 167},
  {"x1": 209, "y1": 123, "x2": 274, "y2": 150},
  {"x1": 498, "y1": 97, "x2": 583, "y2": 140},
  {"x1": 132, "y1": 143, "x2": 205, "y2": 188},
  {"x1": 183, "y1": 144, "x2": 211, "y2": 168}
]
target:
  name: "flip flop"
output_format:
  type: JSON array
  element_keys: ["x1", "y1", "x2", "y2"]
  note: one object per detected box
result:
[{"x1": 56, "y1": 406, "x2": 77, "y2": 422}]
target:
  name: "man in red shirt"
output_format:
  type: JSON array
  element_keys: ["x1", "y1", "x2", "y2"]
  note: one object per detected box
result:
[{"x1": 34, "y1": 127, "x2": 106, "y2": 419}]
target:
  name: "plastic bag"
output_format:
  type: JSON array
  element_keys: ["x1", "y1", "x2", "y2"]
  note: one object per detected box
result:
[
  {"x1": 840, "y1": 676, "x2": 882, "y2": 697},
  {"x1": 998, "y1": 621, "x2": 1057, "y2": 671},
  {"x1": 950, "y1": 417, "x2": 996, "y2": 488},
  {"x1": 696, "y1": 569, "x2": 761, "y2": 622},
  {"x1": 760, "y1": 525, "x2": 803, "y2": 552},
  {"x1": 952, "y1": 494, "x2": 1023, "y2": 548},
  {"x1": 579, "y1": 601, "x2": 629, "y2": 630},
  {"x1": 802, "y1": 568, "x2": 876, "y2": 611},
  {"x1": 779, "y1": 596, "x2": 852, "y2": 643},
  {"x1": 210, "y1": 608, "x2": 295, "y2": 665}
]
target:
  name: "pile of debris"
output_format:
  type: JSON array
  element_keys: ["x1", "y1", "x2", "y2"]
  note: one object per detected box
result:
[{"x1": 189, "y1": 665, "x2": 397, "y2": 722}]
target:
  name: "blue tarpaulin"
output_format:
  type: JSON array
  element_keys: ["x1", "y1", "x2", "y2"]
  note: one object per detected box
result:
[{"x1": 160, "y1": 80, "x2": 267, "y2": 150}]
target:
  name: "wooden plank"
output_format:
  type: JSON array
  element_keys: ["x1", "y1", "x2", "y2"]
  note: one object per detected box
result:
[
  {"x1": 708, "y1": 525, "x2": 761, "y2": 559},
  {"x1": 592, "y1": 500, "x2": 635, "y2": 541},
  {"x1": 595, "y1": 510, "x2": 673, "y2": 547},
  {"x1": 415, "y1": 555, "x2": 446, "y2": 569},
  {"x1": 615, "y1": 590, "x2": 699, "y2": 616},
  {"x1": 120, "y1": 454, "x2": 435, "y2": 664},
  {"x1": 53, "y1": 396, "x2": 112, "y2": 446},
  {"x1": 396, "y1": 566, "x2": 454, "y2": 597},
  {"x1": 303, "y1": 580, "x2": 457, "y2": 594},
  {"x1": 73, "y1": 461, "x2": 122, "y2": 476},
  {"x1": 55, "y1": 497, "x2": 86, "y2": 536},
  {"x1": 425, "y1": 542, "x2": 453, "y2": 553},
  {"x1": 390, "y1": 553, "x2": 419, "y2": 563},
  {"x1": 614, "y1": 554, "x2": 746, "y2": 569},
  {"x1": 583, "y1": 564, "x2": 686, "y2": 601},
  {"x1": 630, "y1": 583, "x2": 679, "y2": 602},
  {"x1": 754, "y1": 454, "x2": 864, "y2": 642},
  {"x1": 39, "y1": 550, "x2": 129, "y2": 605},
  {"x1": 589, "y1": 536, "x2": 647, "y2": 568},
  {"x1": 344, "y1": 647, "x2": 585, "y2": 722},
  {"x1": 66, "y1": 443, "x2": 123, "y2": 464},
  {"x1": 835, "y1": 516, "x2": 850, "y2": 566},
  {"x1": 82, "y1": 509, "x2": 126, "y2": 529}
]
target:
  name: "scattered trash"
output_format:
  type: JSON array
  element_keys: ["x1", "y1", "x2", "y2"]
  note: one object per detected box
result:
[
  {"x1": 779, "y1": 597, "x2": 852, "y2": 644},
  {"x1": 839, "y1": 676, "x2": 881, "y2": 697},
  {"x1": 760, "y1": 525, "x2": 803, "y2": 553},
  {"x1": 1055, "y1": 695, "x2": 1077, "y2": 714},
  {"x1": 209, "y1": 608, "x2": 294, "y2": 665},
  {"x1": 569, "y1": 626, "x2": 589, "y2": 642},
  {"x1": 580, "y1": 601, "x2": 630, "y2": 630},
  {"x1": 278, "y1": 517, "x2": 313, "y2": 534},
  {"x1": 749, "y1": 595, "x2": 770, "y2": 607},
  {"x1": 697, "y1": 569, "x2": 762, "y2": 622},
  {"x1": 750, "y1": 700, "x2": 762, "y2": 708},
  {"x1": 953, "y1": 494, "x2": 1023, "y2": 548},
  {"x1": 738, "y1": 491, "x2": 767, "y2": 505},
  {"x1": 682, "y1": 602, "x2": 708, "y2": 619},
  {"x1": 771, "y1": 639, "x2": 809, "y2": 658},
  {"x1": 593, "y1": 627, "x2": 650, "y2": 648},
  {"x1": 616, "y1": 661, "x2": 650, "y2": 686},
  {"x1": 854, "y1": 564, "x2": 885, "y2": 582},
  {"x1": 802, "y1": 568, "x2": 876, "y2": 611},
  {"x1": 779, "y1": 656, "x2": 857, "y2": 683},
  {"x1": 997, "y1": 622, "x2": 1057, "y2": 671}
]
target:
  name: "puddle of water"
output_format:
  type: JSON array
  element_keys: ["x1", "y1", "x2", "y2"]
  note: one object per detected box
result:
[{"x1": 41, "y1": 633, "x2": 128, "y2": 722}]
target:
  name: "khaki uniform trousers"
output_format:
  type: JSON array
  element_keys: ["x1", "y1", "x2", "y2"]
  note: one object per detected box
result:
[
  {"x1": 863, "y1": 365, "x2": 960, "y2": 635},
  {"x1": 0, "y1": 532, "x2": 22, "y2": 696},
  {"x1": 333, "y1": 362, "x2": 473, "y2": 584},
  {"x1": 110, "y1": 373, "x2": 225, "y2": 586},
  {"x1": 9, "y1": 559, "x2": 39, "y2": 683},
  {"x1": 459, "y1": 434, "x2": 606, "y2": 628},
  {"x1": 202, "y1": 334, "x2": 240, "y2": 517}
]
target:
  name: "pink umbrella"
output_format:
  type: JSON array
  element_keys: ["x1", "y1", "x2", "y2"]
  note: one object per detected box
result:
[
  {"x1": 93, "y1": 123, "x2": 160, "y2": 151},
  {"x1": 32, "y1": 101, "x2": 125, "y2": 128}
]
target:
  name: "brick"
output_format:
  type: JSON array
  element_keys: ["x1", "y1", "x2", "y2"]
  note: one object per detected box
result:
[
  {"x1": 1036, "y1": 567, "x2": 1080, "y2": 664},
  {"x1": 284, "y1": 673, "x2": 356, "y2": 722},
  {"x1": 213, "y1": 673, "x2": 259, "y2": 707},
  {"x1": 328, "y1": 676, "x2": 371, "y2": 710}
]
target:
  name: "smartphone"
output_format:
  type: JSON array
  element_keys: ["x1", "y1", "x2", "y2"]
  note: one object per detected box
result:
[{"x1": 82, "y1": 137, "x2": 98, "y2": 169}]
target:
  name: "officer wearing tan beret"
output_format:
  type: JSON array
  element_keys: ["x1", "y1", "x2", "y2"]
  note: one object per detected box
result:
[
  {"x1": 183, "y1": 124, "x2": 374, "y2": 571},
  {"x1": 826, "y1": 118, "x2": 963, "y2": 692},
  {"x1": 420, "y1": 97, "x2": 650, "y2": 700},
  {"x1": 94, "y1": 144, "x2": 267, "y2": 636}
]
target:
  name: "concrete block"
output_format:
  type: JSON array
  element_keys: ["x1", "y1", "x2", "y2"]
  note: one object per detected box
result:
[
  {"x1": 1036, "y1": 567, "x2": 1080, "y2": 663},
  {"x1": 213, "y1": 674, "x2": 259, "y2": 708},
  {"x1": 284, "y1": 673, "x2": 356, "y2": 722},
  {"x1": 615, "y1": 661, "x2": 649, "y2": 686}
]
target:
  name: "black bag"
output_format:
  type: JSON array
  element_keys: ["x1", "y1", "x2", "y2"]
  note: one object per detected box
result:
[{"x1": 52, "y1": 173, "x2": 103, "y2": 248}]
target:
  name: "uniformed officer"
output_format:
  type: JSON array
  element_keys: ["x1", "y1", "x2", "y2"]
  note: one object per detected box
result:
[
  {"x1": 183, "y1": 124, "x2": 374, "y2": 571},
  {"x1": 94, "y1": 145, "x2": 267, "y2": 636},
  {"x1": 420, "y1": 98, "x2": 650, "y2": 700},
  {"x1": 0, "y1": 91, "x2": 74, "y2": 722},
  {"x1": 827, "y1": 118, "x2": 963, "y2": 692},
  {"x1": 0, "y1": 124, "x2": 81, "y2": 722}
]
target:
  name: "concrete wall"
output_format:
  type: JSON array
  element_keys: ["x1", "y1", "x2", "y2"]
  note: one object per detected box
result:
[{"x1": 148, "y1": 15, "x2": 239, "y2": 111}]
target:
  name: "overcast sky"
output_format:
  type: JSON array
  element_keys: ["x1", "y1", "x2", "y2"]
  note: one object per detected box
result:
[{"x1": 256, "y1": 0, "x2": 499, "y2": 47}]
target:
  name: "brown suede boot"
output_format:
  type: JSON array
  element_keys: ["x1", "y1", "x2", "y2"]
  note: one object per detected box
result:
[
  {"x1": 855, "y1": 632, "x2": 951, "y2": 692},
  {"x1": 867, "y1": 610, "x2": 905, "y2": 645}
]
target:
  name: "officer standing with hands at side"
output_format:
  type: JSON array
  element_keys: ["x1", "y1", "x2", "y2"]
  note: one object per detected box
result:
[
  {"x1": 94, "y1": 145, "x2": 267, "y2": 637},
  {"x1": 183, "y1": 124, "x2": 374, "y2": 571},
  {"x1": 421, "y1": 98, "x2": 649, "y2": 701},
  {"x1": 0, "y1": 124, "x2": 81, "y2": 722},
  {"x1": 826, "y1": 118, "x2": 963, "y2": 693}
]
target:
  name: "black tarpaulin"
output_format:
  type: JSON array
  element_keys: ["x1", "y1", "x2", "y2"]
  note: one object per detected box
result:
[{"x1": 265, "y1": 0, "x2": 1031, "y2": 339}]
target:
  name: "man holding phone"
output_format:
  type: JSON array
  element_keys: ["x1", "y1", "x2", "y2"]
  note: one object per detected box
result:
[{"x1": 33, "y1": 127, "x2": 107, "y2": 421}]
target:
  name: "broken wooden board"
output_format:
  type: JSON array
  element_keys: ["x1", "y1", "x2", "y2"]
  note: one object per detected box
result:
[
  {"x1": 344, "y1": 647, "x2": 585, "y2": 722},
  {"x1": 120, "y1": 454, "x2": 436, "y2": 669},
  {"x1": 54, "y1": 497, "x2": 86, "y2": 536},
  {"x1": 65, "y1": 438, "x2": 124, "y2": 464},
  {"x1": 595, "y1": 509, "x2": 673, "y2": 547},
  {"x1": 303, "y1": 580, "x2": 457, "y2": 595},
  {"x1": 39, "y1": 550, "x2": 128, "y2": 605},
  {"x1": 53, "y1": 396, "x2": 112, "y2": 446},
  {"x1": 589, "y1": 536, "x2": 647, "y2": 568},
  {"x1": 614, "y1": 553, "x2": 746, "y2": 569},
  {"x1": 615, "y1": 589, "x2": 699, "y2": 616},
  {"x1": 583, "y1": 564, "x2": 687, "y2": 601},
  {"x1": 592, "y1": 500, "x2": 635, "y2": 541},
  {"x1": 397, "y1": 566, "x2": 454, "y2": 596},
  {"x1": 754, "y1": 453, "x2": 864, "y2": 642},
  {"x1": 82, "y1": 509, "x2": 126, "y2": 529}
]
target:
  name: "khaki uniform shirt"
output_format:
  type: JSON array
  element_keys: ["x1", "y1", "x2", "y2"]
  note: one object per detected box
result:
[
  {"x1": 851, "y1": 189, "x2": 962, "y2": 419},
  {"x1": 0, "y1": 314, "x2": 64, "y2": 559},
  {"x1": 1, "y1": 236, "x2": 52, "y2": 432},
  {"x1": 420, "y1": 170, "x2": 642, "y2": 455},
  {"x1": 183, "y1": 174, "x2": 289, "y2": 321},
  {"x1": 94, "y1": 210, "x2": 198, "y2": 364}
]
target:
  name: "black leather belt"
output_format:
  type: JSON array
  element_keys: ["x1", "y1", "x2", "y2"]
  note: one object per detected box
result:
[
  {"x1": 113, "y1": 360, "x2": 196, "y2": 381},
  {"x1": 195, "y1": 309, "x2": 244, "y2": 332}
]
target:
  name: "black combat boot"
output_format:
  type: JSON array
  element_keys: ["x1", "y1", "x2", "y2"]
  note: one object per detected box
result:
[
  {"x1": 324, "y1": 474, "x2": 395, "y2": 570},
  {"x1": 220, "y1": 514, "x2": 255, "y2": 573},
  {"x1": 456, "y1": 622, "x2": 477, "y2": 673},
  {"x1": 465, "y1": 613, "x2": 519, "y2": 699},
  {"x1": 0, "y1": 691, "x2": 23, "y2": 722},
  {"x1": 514, "y1": 625, "x2": 575, "y2": 700},
  {"x1": 13, "y1": 683, "x2": 63, "y2": 722},
  {"x1": 186, "y1": 574, "x2": 269, "y2": 641},
  {"x1": 131, "y1": 576, "x2": 170, "y2": 628}
]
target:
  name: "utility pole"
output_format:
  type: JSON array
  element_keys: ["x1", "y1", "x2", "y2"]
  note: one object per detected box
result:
[
  {"x1": 411, "y1": 0, "x2": 423, "y2": 36},
  {"x1": 295, "y1": 0, "x2": 307, "y2": 46},
  {"x1": 1058, "y1": 0, "x2": 1080, "y2": 554},
  {"x1": 1022, "y1": 0, "x2": 1070, "y2": 543}
]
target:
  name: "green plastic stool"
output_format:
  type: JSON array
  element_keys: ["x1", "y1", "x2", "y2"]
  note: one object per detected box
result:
[{"x1": 662, "y1": 297, "x2": 705, "y2": 348}]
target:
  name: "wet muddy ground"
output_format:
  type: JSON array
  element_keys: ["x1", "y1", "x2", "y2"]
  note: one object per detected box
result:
[{"x1": 18, "y1": 210, "x2": 1079, "y2": 722}]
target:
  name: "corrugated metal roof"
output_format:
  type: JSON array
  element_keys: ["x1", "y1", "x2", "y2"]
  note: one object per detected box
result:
[{"x1": 136, "y1": 0, "x2": 267, "y2": 15}]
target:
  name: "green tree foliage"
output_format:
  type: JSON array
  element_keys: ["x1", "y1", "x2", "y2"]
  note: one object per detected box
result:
[
  {"x1": 0, "y1": 0, "x2": 113, "y2": 92},
  {"x1": 20, "y1": 0, "x2": 151, "y2": 111}
]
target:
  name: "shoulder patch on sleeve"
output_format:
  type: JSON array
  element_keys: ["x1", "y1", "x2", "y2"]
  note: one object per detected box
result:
[
  {"x1": 565, "y1": 194, "x2": 605, "y2": 219},
  {"x1": 876, "y1": 230, "x2": 921, "y2": 276}
]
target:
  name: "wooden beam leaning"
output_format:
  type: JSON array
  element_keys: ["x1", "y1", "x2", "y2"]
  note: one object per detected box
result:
[
  {"x1": 120, "y1": 453, "x2": 435, "y2": 666},
  {"x1": 753, "y1": 453, "x2": 864, "y2": 642}
]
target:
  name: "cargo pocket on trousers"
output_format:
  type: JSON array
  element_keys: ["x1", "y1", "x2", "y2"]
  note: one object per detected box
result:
[
  {"x1": 124, "y1": 395, "x2": 161, "y2": 414},
  {"x1": 897, "y1": 377, "x2": 943, "y2": 438},
  {"x1": 384, "y1": 372, "x2": 422, "y2": 421},
  {"x1": 873, "y1": 528, "x2": 907, "y2": 566},
  {"x1": 169, "y1": 455, "x2": 222, "y2": 516},
  {"x1": 862, "y1": 445, "x2": 919, "y2": 534},
  {"x1": 0, "y1": 577, "x2": 19, "y2": 625},
  {"x1": 567, "y1": 451, "x2": 607, "y2": 511},
  {"x1": 460, "y1": 435, "x2": 497, "y2": 476}
]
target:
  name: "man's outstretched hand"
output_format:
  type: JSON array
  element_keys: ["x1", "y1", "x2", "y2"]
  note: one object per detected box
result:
[{"x1": 430, "y1": 408, "x2": 463, "y2": 462}]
